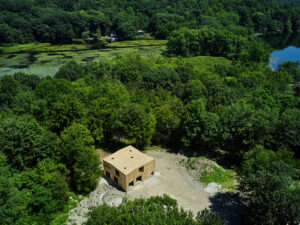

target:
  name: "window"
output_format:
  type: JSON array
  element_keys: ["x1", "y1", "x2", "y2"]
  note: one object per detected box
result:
[
  {"x1": 106, "y1": 171, "x2": 110, "y2": 178},
  {"x1": 115, "y1": 169, "x2": 119, "y2": 176},
  {"x1": 139, "y1": 166, "x2": 144, "y2": 172}
]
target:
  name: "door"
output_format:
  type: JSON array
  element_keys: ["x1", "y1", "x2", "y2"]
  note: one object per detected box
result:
[{"x1": 114, "y1": 176, "x2": 118, "y2": 184}]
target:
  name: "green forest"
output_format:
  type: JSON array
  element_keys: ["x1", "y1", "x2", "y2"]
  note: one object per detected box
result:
[
  {"x1": 0, "y1": 0, "x2": 300, "y2": 44},
  {"x1": 1, "y1": 0, "x2": 300, "y2": 225}
]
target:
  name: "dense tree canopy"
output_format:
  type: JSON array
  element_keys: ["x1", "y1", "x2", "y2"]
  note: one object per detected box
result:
[
  {"x1": 84, "y1": 195, "x2": 225, "y2": 225},
  {"x1": 58, "y1": 123, "x2": 101, "y2": 193},
  {"x1": 0, "y1": 116, "x2": 58, "y2": 170},
  {"x1": 0, "y1": 0, "x2": 300, "y2": 44},
  {"x1": 167, "y1": 27, "x2": 272, "y2": 64},
  {"x1": 239, "y1": 146, "x2": 300, "y2": 224}
]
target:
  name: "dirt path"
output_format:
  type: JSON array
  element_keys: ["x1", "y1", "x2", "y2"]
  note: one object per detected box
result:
[{"x1": 67, "y1": 150, "x2": 212, "y2": 225}]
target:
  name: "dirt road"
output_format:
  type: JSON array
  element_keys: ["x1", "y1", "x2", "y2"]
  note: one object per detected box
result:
[{"x1": 67, "y1": 150, "x2": 212, "y2": 225}]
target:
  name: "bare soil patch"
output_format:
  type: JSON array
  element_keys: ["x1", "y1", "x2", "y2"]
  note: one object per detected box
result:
[{"x1": 67, "y1": 150, "x2": 224, "y2": 224}]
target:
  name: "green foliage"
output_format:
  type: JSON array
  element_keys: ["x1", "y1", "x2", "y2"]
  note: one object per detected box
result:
[
  {"x1": 111, "y1": 103, "x2": 156, "y2": 147},
  {"x1": 58, "y1": 123, "x2": 102, "y2": 193},
  {"x1": 196, "y1": 209, "x2": 226, "y2": 225},
  {"x1": 87, "y1": 81, "x2": 130, "y2": 144},
  {"x1": 35, "y1": 160, "x2": 69, "y2": 211},
  {"x1": 113, "y1": 55, "x2": 150, "y2": 85},
  {"x1": 200, "y1": 166, "x2": 236, "y2": 190},
  {"x1": 276, "y1": 108, "x2": 300, "y2": 151},
  {"x1": 278, "y1": 61, "x2": 300, "y2": 96},
  {"x1": 180, "y1": 99, "x2": 220, "y2": 149},
  {"x1": 239, "y1": 146, "x2": 300, "y2": 225},
  {"x1": 18, "y1": 170, "x2": 62, "y2": 224},
  {"x1": 150, "y1": 91, "x2": 183, "y2": 145},
  {"x1": 182, "y1": 156, "x2": 236, "y2": 190},
  {"x1": 116, "y1": 22, "x2": 137, "y2": 40},
  {"x1": 219, "y1": 101, "x2": 278, "y2": 157},
  {"x1": 136, "y1": 34, "x2": 154, "y2": 40},
  {"x1": 142, "y1": 65, "x2": 181, "y2": 92},
  {"x1": 0, "y1": 154, "x2": 28, "y2": 225},
  {"x1": 35, "y1": 77, "x2": 72, "y2": 102},
  {"x1": 13, "y1": 72, "x2": 41, "y2": 91},
  {"x1": 0, "y1": 116, "x2": 59, "y2": 170},
  {"x1": 42, "y1": 94, "x2": 86, "y2": 134},
  {"x1": 0, "y1": 75, "x2": 20, "y2": 106},
  {"x1": 167, "y1": 27, "x2": 272, "y2": 64},
  {"x1": 84, "y1": 195, "x2": 225, "y2": 225},
  {"x1": 34, "y1": 78, "x2": 86, "y2": 133},
  {"x1": 91, "y1": 37, "x2": 109, "y2": 49},
  {"x1": 1, "y1": 0, "x2": 299, "y2": 45},
  {"x1": 84, "y1": 61, "x2": 112, "y2": 80},
  {"x1": 55, "y1": 60, "x2": 85, "y2": 81},
  {"x1": 182, "y1": 80, "x2": 206, "y2": 103}
]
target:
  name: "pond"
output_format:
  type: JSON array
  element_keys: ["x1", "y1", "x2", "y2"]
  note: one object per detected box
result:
[{"x1": 263, "y1": 32, "x2": 300, "y2": 69}]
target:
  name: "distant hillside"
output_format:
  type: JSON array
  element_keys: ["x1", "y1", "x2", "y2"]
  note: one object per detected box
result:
[
  {"x1": 267, "y1": 0, "x2": 300, "y2": 5},
  {"x1": 0, "y1": 0, "x2": 300, "y2": 45}
]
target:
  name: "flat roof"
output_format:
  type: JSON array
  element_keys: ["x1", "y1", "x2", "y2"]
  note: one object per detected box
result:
[{"x1": 103, "y1": 145, "x2": 154, "y2": 175}]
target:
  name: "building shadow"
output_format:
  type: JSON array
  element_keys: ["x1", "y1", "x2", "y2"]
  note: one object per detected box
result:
[
  {"x1": 209, "y1": 192, "x2": 246, "y2": 225},
  {"x1": 101, "y1": 174, "x2": 125, "y2": 192}
]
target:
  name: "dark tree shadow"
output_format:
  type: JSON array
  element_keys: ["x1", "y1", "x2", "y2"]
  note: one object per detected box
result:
[
  {"x1": 166, "y1": 146, "x2": 236, "y2": 170},
  {"x1": 209, "y1": 192, "x2": 246, "y2": 225},
  {"x1": 98, "y1": 141, "x2": 128, "y2": 153}
]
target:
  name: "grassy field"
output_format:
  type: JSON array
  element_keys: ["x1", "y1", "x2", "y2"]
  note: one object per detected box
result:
[
  {"x1": 0, "y1": 40, "x2": 230, "y2": 76},
  {"x1": 0, "y1": 40, "x2": 167, "y2": 54},
  {"x1": 154, "y1": 56, "x2": 231, "y2": 73},
  {"x1": 181, "y1": 156, "x2": 236, "y2": 191}
]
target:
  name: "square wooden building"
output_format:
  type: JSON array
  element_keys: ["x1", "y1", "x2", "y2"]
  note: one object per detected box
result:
[{"x1": 103, "y1": 145, "x2": 155, "y2": 192}]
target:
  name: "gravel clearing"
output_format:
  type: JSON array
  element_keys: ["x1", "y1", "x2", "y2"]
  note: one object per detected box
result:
[{"x1": 67, "y1": 150, "x2": 214, "y2": 225}]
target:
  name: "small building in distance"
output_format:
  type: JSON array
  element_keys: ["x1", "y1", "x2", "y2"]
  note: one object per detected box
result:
[
  {"x1": 108, "y1": 31, "x2": 118, "y2": 42},
  {"x1": 137, "y1": 29, "x2": 145, "y2": 36},
  {"x1": 103, "y1": 145, "x2": 155, "y2": 192}
]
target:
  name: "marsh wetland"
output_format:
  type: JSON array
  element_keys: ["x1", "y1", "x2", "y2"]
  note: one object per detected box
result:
[
  {"x1": 0, "y1": 40, "x2": 167, "y2": 76},
  {"x1": 0, "y1": 39, "x2": 232, "y2": 76}
]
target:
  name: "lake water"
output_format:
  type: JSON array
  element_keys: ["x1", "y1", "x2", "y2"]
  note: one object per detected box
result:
[{"x1": 263, "y1": 32, "x2": 300, "y2": 69}]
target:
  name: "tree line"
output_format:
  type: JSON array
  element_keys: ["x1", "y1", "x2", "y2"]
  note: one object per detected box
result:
[
  {"x1": 166, "y1": 27, "x2": 272, "y2": 64},
  {"x1": 84, "y1": 195, "x2": 225, "y2": 225},
  {"x1": 0, "y1": 0, "x2": 300, "y2": 44}
]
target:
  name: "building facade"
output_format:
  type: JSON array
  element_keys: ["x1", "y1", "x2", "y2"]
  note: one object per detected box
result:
[{"x1": 103, "y1": 145, "x2": 155, "y2": 192}]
